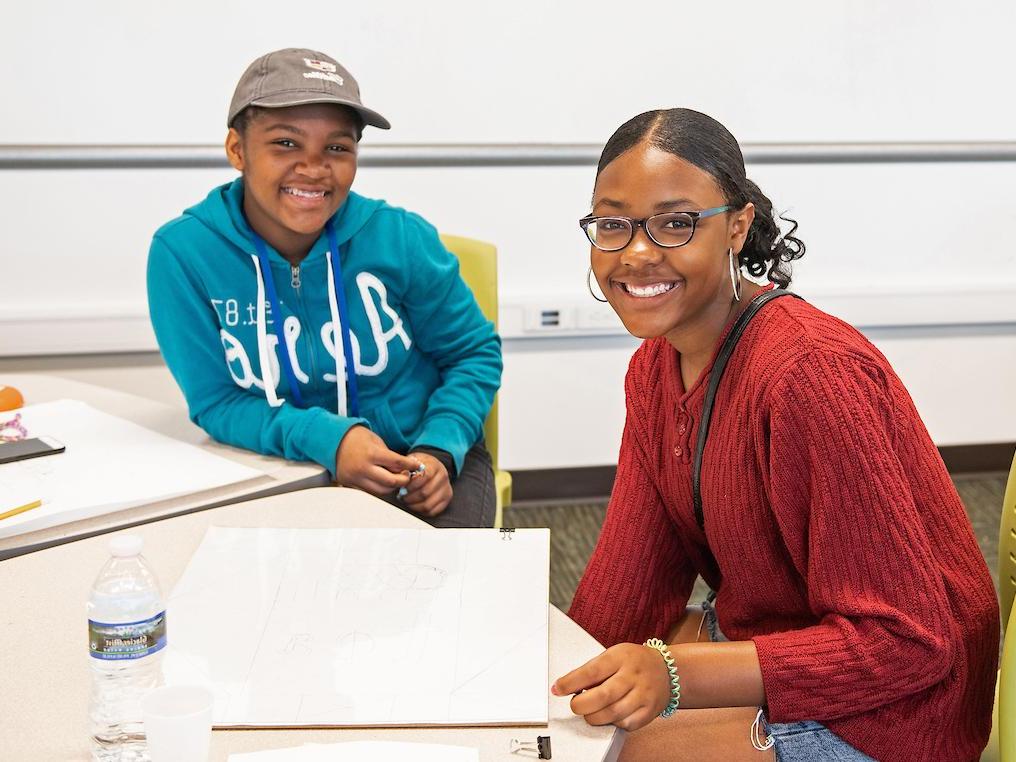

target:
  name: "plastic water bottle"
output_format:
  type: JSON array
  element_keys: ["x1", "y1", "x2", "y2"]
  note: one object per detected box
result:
[{"x1": 87, "y1": 534, "x2": 166, "y2": 761}]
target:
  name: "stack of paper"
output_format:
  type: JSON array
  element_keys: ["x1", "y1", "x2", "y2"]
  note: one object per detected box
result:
[
  {"x1": 229, "y1": 741, "x2": 478, "y2": 761},
  {"x1": 0, "y1": 399, "x2": 263, "y2": 539}
]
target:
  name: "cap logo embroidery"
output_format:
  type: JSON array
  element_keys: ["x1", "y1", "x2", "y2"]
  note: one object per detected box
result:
[
  {"x1": 304, "y1": 59, "x2": 339, "y2": 74},
  {"x1": 302, "y1": 58, "x2": 343, "y2": 85},
  {"x1": 303, "y1": 71, "x2": 344, "y2": 85}
]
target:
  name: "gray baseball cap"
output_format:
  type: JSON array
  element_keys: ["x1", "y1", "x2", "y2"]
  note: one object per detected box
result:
[{"x1": 228, "y1": 48, "x2": 391, "y2": 130}]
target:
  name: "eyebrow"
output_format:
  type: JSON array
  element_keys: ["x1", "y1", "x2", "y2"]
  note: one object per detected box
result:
[
  {"x1": 595, "y1": 198, "x2": 626, "y2": 210},
  {"x1": 653, "y1": 198, "x2": 699, "y2": 211},
  {"x1": 594, "y1": 197, "x2": 701, "y2": 213},
  {"x1": 263, "y1": 123, "x2": 357, "y2": 140}
]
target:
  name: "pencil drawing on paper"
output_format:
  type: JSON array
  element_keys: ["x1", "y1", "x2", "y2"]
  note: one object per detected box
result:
[{"x1": 164, "y1": 526, "x2": 551, "y2": 727}]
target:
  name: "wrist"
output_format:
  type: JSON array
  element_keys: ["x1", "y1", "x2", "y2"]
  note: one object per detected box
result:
[{"x1": 643, "y1": 637, "x2": 681, "y2": 718}]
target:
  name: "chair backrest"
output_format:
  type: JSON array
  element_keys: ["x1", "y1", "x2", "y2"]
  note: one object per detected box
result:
[
  {"x1": 439, "y1": 234, "x2": 500, "y2": 469},
  {"x1": 1001, "y1": 450, "x2": 1016, "y2": 629},
  {"x1": 1001, "y1": 605, "x2": 1016, "y2": 761}
]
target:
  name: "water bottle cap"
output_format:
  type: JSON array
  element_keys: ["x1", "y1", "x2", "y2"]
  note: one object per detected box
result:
[{"x1": 108, "y1": 534, "x2": 143, "y2": 557}]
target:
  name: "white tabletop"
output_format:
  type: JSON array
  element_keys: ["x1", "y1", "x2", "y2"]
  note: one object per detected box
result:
[
  {"x1": 0, "y1": 487, "x2": 621, "y2": 761},
  {"x1": 0, "y1": 373, "x2": 329, "y2": 559}
]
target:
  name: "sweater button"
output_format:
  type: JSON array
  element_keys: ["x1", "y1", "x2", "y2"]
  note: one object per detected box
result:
[
  {"x1": 677, "y1": 422, "x2": 687, "y2": 435},
  {"x1": 673, "y1": 445, "x2": 683, "y2": 457}
]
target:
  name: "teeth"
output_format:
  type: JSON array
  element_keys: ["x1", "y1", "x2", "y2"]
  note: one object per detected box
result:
[
  {"x1": 623, "y1": 282, "x2": 676, "y2": 298},
  {"x1": 283, "y1": 187, "x2": 326, "y2": 198}
]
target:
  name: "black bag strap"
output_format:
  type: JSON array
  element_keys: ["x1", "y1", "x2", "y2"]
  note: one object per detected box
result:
[{"x1": 692, "y1": 289, "x2": 802, "y2": 531}]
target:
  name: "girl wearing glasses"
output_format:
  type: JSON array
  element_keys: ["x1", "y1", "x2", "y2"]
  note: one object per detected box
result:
[{"x1": 552, "y1": 109, "x2": 998, "y2": 760}]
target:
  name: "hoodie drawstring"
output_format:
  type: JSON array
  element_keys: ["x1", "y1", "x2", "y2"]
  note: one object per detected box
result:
[
  {"x1": 246, "y1": 221, "x2": 358, "y2": 416},
  {"x1": 326, "y1": 250, "x2": 348, "y2": 417},
  {"x1": 251, "y1": 254, "x2": 283, "y2": 408},
  {"x1": 325, "y1": 221, "x2": 360, "y2": 417}
]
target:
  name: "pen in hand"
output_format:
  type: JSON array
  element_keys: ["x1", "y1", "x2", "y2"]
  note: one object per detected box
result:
[{"x1": 398, "y1": 462, "x2": 426, "y2": 498}]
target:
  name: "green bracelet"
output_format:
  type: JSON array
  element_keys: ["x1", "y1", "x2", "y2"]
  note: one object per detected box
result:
[{"x1": 644, "y1": 637, "x2": 681, "y2": 718}]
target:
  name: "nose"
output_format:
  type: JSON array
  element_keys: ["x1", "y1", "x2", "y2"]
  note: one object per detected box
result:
[
  {"x1": 618, "y1": 224, "x2": 663, "y2": 268},
  {"x1": 295, "y1": 154, "x2": 329, "y2": 180}
]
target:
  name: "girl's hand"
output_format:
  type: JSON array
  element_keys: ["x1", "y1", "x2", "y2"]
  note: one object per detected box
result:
[
  {"x1": 551, "y1": 643, "x2": 672, "y2": 731},
  {"x1": 400, "y1": 452, "x2": 453, "y2": 517},
  {"x1": 335, "y1": 426, "x2": 419, "y2": 496}
]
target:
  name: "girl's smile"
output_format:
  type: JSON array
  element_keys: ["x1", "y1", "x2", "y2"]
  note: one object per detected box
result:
[{"x1": 612, "y1": 278, "x2": 683, "y2": 299}]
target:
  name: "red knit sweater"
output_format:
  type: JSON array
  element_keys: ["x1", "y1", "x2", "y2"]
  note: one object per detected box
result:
[{"x1": 569, "y1": 296, "x2": 999, "y2": 761}]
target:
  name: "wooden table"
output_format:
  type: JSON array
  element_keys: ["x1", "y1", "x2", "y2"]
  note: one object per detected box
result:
[
  {"x1": 0, "y1": 373, "x2": 329, "y2": 559},
  {"x1": 0, "y1": 487, "x2": 622, "y2": 761}
]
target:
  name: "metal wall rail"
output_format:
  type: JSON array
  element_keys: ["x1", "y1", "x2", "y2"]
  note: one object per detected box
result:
[{"x1": 2, "y1": 142, "x2": 1016, "y2": 170}]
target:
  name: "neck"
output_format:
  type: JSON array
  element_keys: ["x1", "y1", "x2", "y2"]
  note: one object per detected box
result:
[
  {"x1": 276, "y1": 245, "x2": 314, "y2": 268},
  {"x1": 242, "y1": 196, "x2": 318, "y2": 267},
  {"x1": 667, "y1": 283, "x2": 762, "y2": 388}
]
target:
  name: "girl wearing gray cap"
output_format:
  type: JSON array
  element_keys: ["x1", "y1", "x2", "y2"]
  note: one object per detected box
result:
[{"x1": 147, "y1": 48, "x2": 502, "y2": 526}]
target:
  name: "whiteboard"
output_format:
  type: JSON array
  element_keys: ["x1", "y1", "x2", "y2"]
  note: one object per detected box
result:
[
  {"x1": 163, "y1": 527, "x2": 551, "y2": 727},
  {"x1": 4, "y1": 0, "x2": 1014, "y2": 144}
]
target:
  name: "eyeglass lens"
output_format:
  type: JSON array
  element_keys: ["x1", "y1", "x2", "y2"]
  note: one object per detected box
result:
[{"x1": 585, "y1": 212, "x2": 696, "y2": 250}]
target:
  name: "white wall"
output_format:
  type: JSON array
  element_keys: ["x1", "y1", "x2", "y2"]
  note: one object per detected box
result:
[{"x1": 2, "y1": 1, "x2": 1015, "y2": 470}]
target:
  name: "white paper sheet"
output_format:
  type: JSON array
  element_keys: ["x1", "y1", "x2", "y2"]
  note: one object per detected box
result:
[
  {"x1": 164, "y1": 527, "x2": 550, "y2": 727},
  {"x1": 228, "y1": 741, "x2": 479, "y2": 761},
  {"x1": 0, "y1": 399, "x2": 263, "y2": 538}
]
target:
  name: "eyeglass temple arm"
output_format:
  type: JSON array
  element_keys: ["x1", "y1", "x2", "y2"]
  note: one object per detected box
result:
[{"x1": 692, "y1": 205, "x2": 733, "y2": 220}]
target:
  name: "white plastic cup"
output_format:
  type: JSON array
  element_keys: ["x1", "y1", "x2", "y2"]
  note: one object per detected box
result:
[{"x1": 141, "y1": 685, "x2": 214, "y2": 762}]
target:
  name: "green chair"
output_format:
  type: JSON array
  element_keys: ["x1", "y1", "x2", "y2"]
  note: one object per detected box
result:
[
  {"x1": 998, "y1": 452, "x2": 1016, "y2": 760},
  {"x1": 1000, "y1": 451, "x2": 1016, "y2": 650},
  {"x1": 982, "y1": 450, "x2": 1016, "y2": 761},
  {"x1": 439, "y1": 234, "x2": 512, "y2": 529},
  {"x1": 1001, "y1": 604, "x2": 1016, "y2": 761}
]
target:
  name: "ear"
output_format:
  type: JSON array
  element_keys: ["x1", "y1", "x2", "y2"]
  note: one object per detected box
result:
[
  {"x1": 729, "y1": 202, "x2": 755, "y2": 254},
  {"x1": 225, "y1": 128, "x2": 245, "y2": 173}
]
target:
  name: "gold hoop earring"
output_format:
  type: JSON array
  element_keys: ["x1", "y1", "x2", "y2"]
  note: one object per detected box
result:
[
  {"x1": 587, "y1": 267, "x2": 608, "y2": 303},
  {"x1": 728, "y1": 248, "x2": 742, "y2": 302}
]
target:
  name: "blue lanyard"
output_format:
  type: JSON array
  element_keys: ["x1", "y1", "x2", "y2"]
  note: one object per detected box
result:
[
  {"x1": 249, "y1": 225, "x2": 359, "y2": 416},
  {"x1": 250, "y1": 232, "x2": 305, "y2": 408}
]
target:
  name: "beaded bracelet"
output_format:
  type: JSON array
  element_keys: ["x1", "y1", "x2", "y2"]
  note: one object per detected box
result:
[{"x1": 643, "y1": 637, "x2": 681, "y2": 718}]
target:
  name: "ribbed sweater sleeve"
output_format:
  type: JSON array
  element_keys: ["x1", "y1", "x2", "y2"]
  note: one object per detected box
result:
[
  {"x1": 569, "y1": 351, "x2": 697, "y2": 647},
  {"x1": 752, "y1": 348, "x2": 959, "y2": 722}
]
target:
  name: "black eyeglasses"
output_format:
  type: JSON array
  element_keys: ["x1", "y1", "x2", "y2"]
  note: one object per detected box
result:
[{"x1": 579, "y1": 206, "x2": 731, "y2": 252}]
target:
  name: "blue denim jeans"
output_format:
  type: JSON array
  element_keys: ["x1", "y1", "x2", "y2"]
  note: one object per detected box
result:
[
  {"x1": 762, "y1": 718, "x2": 876, "y2": 761},
  {"x1": 701, "y1": 596, "x2": 875, "y2": 761}
]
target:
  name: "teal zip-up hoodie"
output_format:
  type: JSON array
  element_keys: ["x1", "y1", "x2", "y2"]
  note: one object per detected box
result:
[{"x1": 147, "y1": 178, "x2": 502, "y2": 476}]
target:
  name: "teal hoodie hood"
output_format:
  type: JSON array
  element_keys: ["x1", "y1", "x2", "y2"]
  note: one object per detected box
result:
[{"x1": 147, "y1": 178, "x2": 502, "y2": 476}]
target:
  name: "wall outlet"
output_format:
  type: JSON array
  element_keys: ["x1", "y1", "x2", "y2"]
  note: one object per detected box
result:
[
  {"x1": 501, "y1": 300, "x2": 629, "y2": 337},
  {"x1": 576, "y1": 303, "x2": 623, "y2": 331},
  {"x1": 539, "y1": 309, "x2": 561, "y2": 327},
  {"x1": 523, "y1": 305, "x2": 575, "y2": 332}
]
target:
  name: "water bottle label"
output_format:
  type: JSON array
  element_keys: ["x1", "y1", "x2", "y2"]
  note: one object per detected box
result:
[{"x1": 88, "y1": 611, "x2": 167, "y2": 660}]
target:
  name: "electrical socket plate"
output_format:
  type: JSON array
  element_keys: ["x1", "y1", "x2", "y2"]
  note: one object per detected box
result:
[{"x1": 500, "y1": 300, "x2": 626, "y2": 338}]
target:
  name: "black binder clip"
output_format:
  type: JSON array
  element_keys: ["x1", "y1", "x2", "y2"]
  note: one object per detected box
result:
[
  {"x1": 509, "y1": 735, "x2": 551, "y2": 759},
  {"x1": 499, "y1": 527, "x2": 516, "y2": 540}
]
